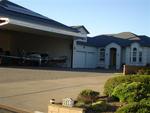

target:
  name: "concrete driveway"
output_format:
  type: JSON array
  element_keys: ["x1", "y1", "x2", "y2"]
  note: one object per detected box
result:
[{"x1": 0, "y1": 67, "x2": 116, "y2": 113}]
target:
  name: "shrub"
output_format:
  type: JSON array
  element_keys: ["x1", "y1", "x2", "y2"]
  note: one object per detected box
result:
[
  {"x1": 112, "y1": 82, "x2": 149, "y2": 103},
  {"x1": 115, "y1": 102, "x2": 150, "y2": 113},
  {"x1": 77, "y1": 89, "x2": 99, "y2": 104},
  {"x1": 140, "y1": 98, "x2": 150, "y2": 107},
  {"x1": 75, "y1": 101, "x2": 87, "y2": 108},
  {"x1": 90, "y1": 101, "x2": 107, "y2": 112},
  {"x1": 104, "y1": 75, "x2": 150, "y2": 96}
]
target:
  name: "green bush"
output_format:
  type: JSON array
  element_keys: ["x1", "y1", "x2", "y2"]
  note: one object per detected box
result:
[
  {"x1": 115, "y1": 102, "x2": 150, "y2": 113},
  {"x1": 77, "y1": 89, "x2": 99, "y2": 104},
  {"x1": 140, "y1": 98, "x2": 150, "y2": 107},
  {"x1": 90, "y1": 101, "x2": 107, "y2": 112},
  {"x1": 75, "y1": 101, "x2": 87, "y2": 108},
  {"x1": 104, "y1": 75, "x2": 150, "y2": 96},
  {"x1": 112, "y1": 82, "x2": 149, "y2": 103}
]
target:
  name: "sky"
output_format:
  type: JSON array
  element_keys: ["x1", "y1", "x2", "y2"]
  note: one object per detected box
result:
[{"x1": 10, "y1": 0, "x2": 150, "y2": 37}]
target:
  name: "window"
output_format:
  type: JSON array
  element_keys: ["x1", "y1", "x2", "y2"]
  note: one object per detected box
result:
[
  {"x1": 132, "y1": 48, "x2": 137, "y2": 62},
  {"x1": 100, "y1": 48, "x2": 105, "y2": 61},
  {"x1": 139, "y1": 51, "x2": 142, "y2": 62}
]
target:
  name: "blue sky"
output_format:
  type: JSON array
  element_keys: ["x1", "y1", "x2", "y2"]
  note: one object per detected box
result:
[{"x1": 10, "y1": 0, "x2": 150, "y2": 36}]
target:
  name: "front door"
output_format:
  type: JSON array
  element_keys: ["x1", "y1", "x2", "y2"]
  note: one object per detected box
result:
[{"x1": 110, "y1": 48, "x2": 117, "y2": 69}]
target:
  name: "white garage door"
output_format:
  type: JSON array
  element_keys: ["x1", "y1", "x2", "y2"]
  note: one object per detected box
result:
[
  {"x1": 86, "y1": 52, "x2": 97, "y2": 68},
  {"x1": 74, "y1": 51, "x2": 86, "y2": 68}
]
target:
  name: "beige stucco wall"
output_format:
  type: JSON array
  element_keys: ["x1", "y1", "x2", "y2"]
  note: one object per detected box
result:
[{"x1": 48, "y1": 104, "x2": 85, "y2": 113}]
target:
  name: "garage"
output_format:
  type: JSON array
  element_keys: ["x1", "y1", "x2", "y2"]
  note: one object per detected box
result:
[
  {"x1": 86, "y1": 52, "x2": 97, "y2": 68},
  {"x1": 73, "y1": 51, "x2": 86, "y2": 68},
  {"x1": 73, "y1": 45, "x2": 98, "y2": 68},
  {"x1": 0, "y1": 30, "x2": 74, "y2": 67},
  {"x1": 0, "y1": 0, "x2": 86, "y2": 68}
]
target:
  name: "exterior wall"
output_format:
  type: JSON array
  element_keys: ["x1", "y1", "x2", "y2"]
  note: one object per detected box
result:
[
  {"x1": 97, "y1": 48, "x2": 105, "y2": 68},
  {"x1": 0, "y1": 30, "x2": 12, "y2": 51},
  {"x1": 125, "y1": 42, "x2": 148, "y2": 66},
  {"x1": 125, "y1": 47, "x2": 131, "y2": 65},
  {"x1": 105, "y1": 43, "x2": 121, "y2": 69},
  {"x1": 142, "y1": 47, "x2": 148, "y2": 65},
  {"x1": 121, "y1": 48, "x2": 126, "y2": 65},
  {"x1": 48, "y1": 104, "x2": 85, "y2": 113},
  {"x1": 146, "y1": 47, "x2": 150, "y2": 64},
  {"x1": 74, "y1": 41, "x2": 150, "y2": 69}
]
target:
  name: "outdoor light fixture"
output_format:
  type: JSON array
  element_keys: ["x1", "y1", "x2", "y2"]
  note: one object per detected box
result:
[
  {"x1": 50, "y1": 99, "x2": 55, "y2": 104},
  {"x1": 0, "y1": 17, "x2": 9, "y2": 26}
]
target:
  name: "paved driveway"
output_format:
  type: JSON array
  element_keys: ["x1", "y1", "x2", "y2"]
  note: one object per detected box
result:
[{"x1": 0, "y1": 67, "x2": 116, "y2": 113}]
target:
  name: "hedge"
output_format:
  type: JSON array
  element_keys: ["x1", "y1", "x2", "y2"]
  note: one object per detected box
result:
[
  {"x1": 112, "y1": 82, "x2": 149, "y2": 103},
  {"x1": 104, "y1": 75, "x2": 150, "y2": 96},
  {"x1": 115, "y1": 102, "x2": 150, "y2": 113}
]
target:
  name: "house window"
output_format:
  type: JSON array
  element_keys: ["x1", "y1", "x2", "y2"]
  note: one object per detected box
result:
[
  {"x1": 100, "y1": 48, "x2": 105, "y2": 61},
  {"x1": 139, "y1": 51, "x2": 142, "y2": 62},
  {"x1": 132, "y1": 48, "x2": 137, "y2": 62}
]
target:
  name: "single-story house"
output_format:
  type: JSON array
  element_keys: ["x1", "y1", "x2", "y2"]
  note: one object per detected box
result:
[
  {"x1": 75, "y1": 32, "x2": 150, "y2": 69},
  {"x1": 1, "y1": 0, "x2": 150, "y2": 69}
]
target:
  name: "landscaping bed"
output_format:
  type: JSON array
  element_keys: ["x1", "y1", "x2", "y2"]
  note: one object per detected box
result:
[{"x1": 75, "y1": 75, "x2": 150, "y2": 113}]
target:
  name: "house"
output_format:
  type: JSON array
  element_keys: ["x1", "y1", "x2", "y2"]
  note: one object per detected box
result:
[
  {"x1": 0, "y1": 0, "x2": 150, "y2": 70},
  {"x1": 74, "y1": 32, "x2": 150, "y2": 69},
  {"x1": 0, "y1": 0, "x2": 87, "y2": 68}
]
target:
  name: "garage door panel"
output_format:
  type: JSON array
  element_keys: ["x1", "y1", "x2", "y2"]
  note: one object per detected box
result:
[
  {"x1": 86, "y1": 52, "x2": 97, "y2": 68},
  {"x1": 73, "y1": 51, "x2": 97, "y2": 68},
  {"x1": 74, "y1": 51, "x2": 86, "y2": 68}
]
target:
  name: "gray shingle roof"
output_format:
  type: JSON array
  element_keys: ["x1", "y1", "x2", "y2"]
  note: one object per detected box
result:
[
  {"x1": 77, "y1": 32, "x2": 150, "y2": 47},
  {"x1": 0, "y1": 0, "x2": 79, "y2": 33}
]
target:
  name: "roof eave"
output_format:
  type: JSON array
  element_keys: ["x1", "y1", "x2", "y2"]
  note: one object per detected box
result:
[{"x1": 0, "y1": 17, "x2": 86, "y2": 38}]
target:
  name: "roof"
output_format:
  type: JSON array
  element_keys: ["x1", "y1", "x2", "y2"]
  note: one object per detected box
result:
[
  {"x1": 71, "y1": 25, "x2": 90, "y2": 34},
  {"x1": 0, "y1": 0, "x2": 79, "y2": 33},
  {"x1": 77, "y1": 32, "x2": 150, "y2": 47}
]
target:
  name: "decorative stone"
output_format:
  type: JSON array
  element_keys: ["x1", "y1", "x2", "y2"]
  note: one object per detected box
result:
[{"x1": 62, "y1": 98, "x2": 74, "y2": 107}]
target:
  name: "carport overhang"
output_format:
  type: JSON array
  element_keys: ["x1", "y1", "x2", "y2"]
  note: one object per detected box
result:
[{"x1": 0, "y1": 17, "x2": 86, "y2": 39}]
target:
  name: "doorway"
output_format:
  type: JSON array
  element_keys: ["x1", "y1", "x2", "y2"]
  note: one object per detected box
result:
[{"x1": 110, "y1": 48, "x2": 117, "y2": 69}]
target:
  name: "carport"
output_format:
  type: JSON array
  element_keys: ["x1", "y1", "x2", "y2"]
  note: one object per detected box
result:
[
  {"x1": 0, "y1": 28, "x2": 74, "y2": 67},
  {"x1": 0, "y1": 0, "x2": 85, "y2": 68}
]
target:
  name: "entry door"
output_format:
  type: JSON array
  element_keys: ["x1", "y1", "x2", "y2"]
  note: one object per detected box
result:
[{"x1": 110, "y1": 48, "x2": 117, "y2": 68}]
